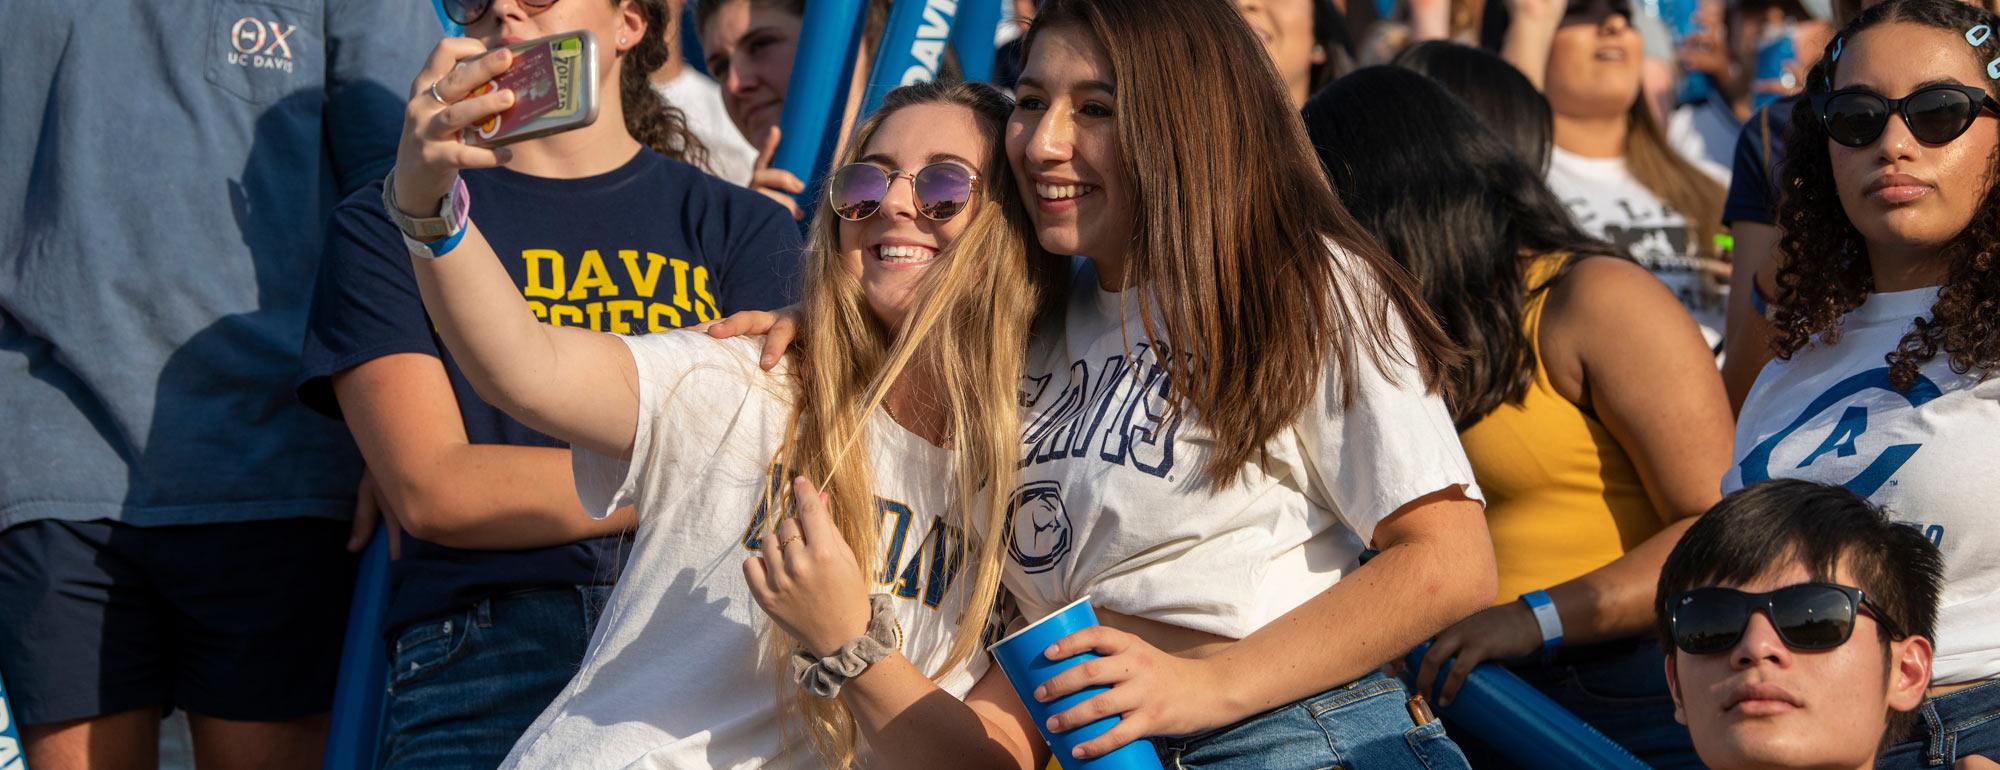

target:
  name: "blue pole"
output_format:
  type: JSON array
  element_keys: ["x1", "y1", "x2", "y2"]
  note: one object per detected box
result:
[
  {"x1": 1400, "y1": 644, "x2": 1650, "y2": 769},
  {"x1": 680, "y1": 2, "x2": 708, "y2": 76},
  {"x1": 862, "y1": 0, "x2": 961, "y2": 115},
  {"x1": 952, "y1": 0, "x2": 1001, "y2": 84},
  {"x1": 1, "y1": 667, "x2": 27, "y2": 770},
  {"x1": 323, "y1": 529, "x2": 393, "y2": 770},
  {"x1": 772, "y1": 0, "x2": 869, "y2": 204}
]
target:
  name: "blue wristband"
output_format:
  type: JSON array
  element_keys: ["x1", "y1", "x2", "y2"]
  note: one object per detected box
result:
[
  {"x1": 427, "y1": 226, "x2": 468, "y2": 258},
  {"x1": 1520, "y1": 590, "x2": 1565, "y2": 653}
]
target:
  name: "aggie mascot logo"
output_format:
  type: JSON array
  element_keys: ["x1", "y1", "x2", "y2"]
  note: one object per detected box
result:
[{"x1": 1006, "y1": 481, "x2": 1072, "y2": 574}]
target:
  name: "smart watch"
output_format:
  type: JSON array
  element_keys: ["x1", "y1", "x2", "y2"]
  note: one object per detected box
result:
[{"x1": 382, "y1": 170, "x2": 470, "y2": 260}]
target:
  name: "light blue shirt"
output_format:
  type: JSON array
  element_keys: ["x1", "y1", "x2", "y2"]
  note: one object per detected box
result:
[{"x1": 0, "y1": 0, "x2": 440, "y2": 528}]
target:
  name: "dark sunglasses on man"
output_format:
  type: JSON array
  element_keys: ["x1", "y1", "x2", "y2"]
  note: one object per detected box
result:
[
  {"x1": 1814, "y1": 83, "x2": 2000, "y2": 148},
  {"x1": 444, "y1": 0, "x2": 561, "y2": 27},
  {"x1": 1665, "y1": 582, "x2": 1905, "y2": 656}
]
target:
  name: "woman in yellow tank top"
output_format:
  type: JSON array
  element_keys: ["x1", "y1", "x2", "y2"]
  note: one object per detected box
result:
[{"x1": 1306, "y1": 66, "x2": 1733, "y2": 768}]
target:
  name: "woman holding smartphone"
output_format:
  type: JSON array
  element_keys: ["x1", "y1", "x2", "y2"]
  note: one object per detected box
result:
[
  {"x1": 718, "y1": 1, "x2": 1498, "y2": 766},
  {"x1": 384, "y1": 37, "x2": 1061, "y2": 764},
  {"x1": 296, "y1": 0, "x2": 800, "y2": 766}
]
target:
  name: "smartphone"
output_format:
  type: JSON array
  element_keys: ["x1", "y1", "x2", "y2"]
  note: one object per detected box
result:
[{"x1": 463, "y1": 30, "x2": 600, "y2": 148}]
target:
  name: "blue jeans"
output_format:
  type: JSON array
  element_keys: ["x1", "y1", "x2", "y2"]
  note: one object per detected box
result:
[
  {"x1": 1879, "y1": 679, "x2": 2000, "y2": 768},
  {"x1": 1155, "y1": 671, "x2": 1471, "y2": 770},
  {"x1": 379, "y1": 586, "x2": 613, "y2": 770},
  {"x1": 1455, "y1": 638, "x2": 1701, "y2": 770}
]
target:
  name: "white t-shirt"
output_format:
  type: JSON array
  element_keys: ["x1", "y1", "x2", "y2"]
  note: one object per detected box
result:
[
  {"x1": 1667, "y1": 94, "x2": 1739, "y2": 187},
  {"x1": 1547, "y1": 147, "x2": 1727, "y2": 349},
  {"x1": 999, "y1": 254, "x2": 1481, "y2": 639},
  {"x1": 656, "y1": 69, "x2": 758, "y2": 186},
  {"x1": 1727, "y1": 287, "x2": 2000, "y2": 685},
  {"x1": 501, "y1": 332, "x2": 984, "y2": 770}
]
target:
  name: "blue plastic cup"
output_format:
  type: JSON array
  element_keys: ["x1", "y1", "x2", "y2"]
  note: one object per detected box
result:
[{"x1": 988, "y1": 597, "x2": 1164, "y2": 770}]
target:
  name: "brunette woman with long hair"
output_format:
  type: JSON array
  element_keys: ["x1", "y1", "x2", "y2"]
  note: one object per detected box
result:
[
  {"x1": 1307, "y1": 66, "x2": 1731, "y2": 768},
  {"x1": 719, "y1": 0, "x2": 1498, "y2": 766},
  {"x1": 1729, "y1": 0, "x2": 2000, "y2": 764}
]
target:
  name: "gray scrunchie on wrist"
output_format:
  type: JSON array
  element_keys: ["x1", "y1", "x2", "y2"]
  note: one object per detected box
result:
[{"x1": 790, "y1": 593, "x2": 900, "y2": 699}]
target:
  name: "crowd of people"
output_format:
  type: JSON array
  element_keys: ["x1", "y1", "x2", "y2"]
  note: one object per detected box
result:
[{"x1": 1, "y1": 0, "x2": 1996, "y2": 768}]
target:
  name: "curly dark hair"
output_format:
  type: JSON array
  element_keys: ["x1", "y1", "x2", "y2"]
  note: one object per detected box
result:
[
  {"x1": 619, "y1": 0, "x2": 708, "y2": 169},
  {"x1": 1771, "y1": 0, "x2": 2000, "y2": 390}
]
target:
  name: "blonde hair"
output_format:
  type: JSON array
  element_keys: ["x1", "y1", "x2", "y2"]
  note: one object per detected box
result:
[{"x1": 762, "y1": 79, "x2": 1057, "y2": 766}]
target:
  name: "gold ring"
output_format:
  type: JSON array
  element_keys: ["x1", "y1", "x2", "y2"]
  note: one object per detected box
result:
[
  {"x1": 427, "y1": 80, "x2": 447, "y2": 105},
  {"x1": 776, "y1": 534, "x2": 802, "y2": 550}
]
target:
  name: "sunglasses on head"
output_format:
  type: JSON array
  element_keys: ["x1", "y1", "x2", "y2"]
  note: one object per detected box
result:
[
  {"x1": 1667, "y1": 582, "x2": 1901, "y2": 656},
  {"x1": 1560, "y1": 0, "x2": 1633, "y2": 24},
  {"x1": 1814, "y1": 83, "x2": 2000, "y2": 148},
  {"x1": 443, "y1": 0, "x2": 560, "y2": 27},
  {"x1": 828, "y1": 162, "x2": 980, "y2": 222}
]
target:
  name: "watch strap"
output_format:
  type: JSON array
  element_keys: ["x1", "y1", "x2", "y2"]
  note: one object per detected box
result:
[{"x1": 382, "y1": 171, "x2": 469, "y2": 242}]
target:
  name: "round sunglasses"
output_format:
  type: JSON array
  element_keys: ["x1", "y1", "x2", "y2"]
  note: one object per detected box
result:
[
  {"x1": 1666, "y1": 582, "x2": 1902, "y2": 656},
  {"x1": 1813, "y1": 83, "x2": 2000, "y2": 148},
  {"x1": 828, "y1": 162, "x2": 980, "y2": 222},
  {"x1": 443, "y1": 0, "x2": 560, "y2": 27}
]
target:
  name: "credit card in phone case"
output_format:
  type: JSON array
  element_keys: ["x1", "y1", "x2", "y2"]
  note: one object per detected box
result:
[
  {"x1": 490, "y1": 43, "x2": 559, "y2": 128},
  {"x1": 542, "y1": 36, "x2": 585, "y2": 119}
]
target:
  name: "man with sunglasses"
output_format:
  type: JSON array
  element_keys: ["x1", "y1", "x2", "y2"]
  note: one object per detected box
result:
[{"x1": 1656, "y1": 479, "x2": 1941, "y2": 770}]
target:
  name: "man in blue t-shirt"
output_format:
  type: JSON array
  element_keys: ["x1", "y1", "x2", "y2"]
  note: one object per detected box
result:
[
  {"x1": 0, "y1": 1, "x2": 437, "y2": 766},
  {"x1": 294, "y1": 32, "x2": 802, "y2": 762}
]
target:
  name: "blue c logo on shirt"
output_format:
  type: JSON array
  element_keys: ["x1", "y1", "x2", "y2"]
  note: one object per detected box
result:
[
  {"x1": 1739, "y1": 367, "x2": 1941, "y2": 496},
  {"x1": 1006, "y1": 481, "x2": 1073, "y2": 574}
]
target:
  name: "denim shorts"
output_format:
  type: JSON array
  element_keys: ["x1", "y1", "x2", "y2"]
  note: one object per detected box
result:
[
  {"x1": 1153, "y1": 670, "x2": 1470, "y2": 770},
  {"x1": 1879, "y1": 679, "x2": 2000, "y2": 768},
  {"x1": 378, "y1": 585, "x2": 613, "y2": 770}
]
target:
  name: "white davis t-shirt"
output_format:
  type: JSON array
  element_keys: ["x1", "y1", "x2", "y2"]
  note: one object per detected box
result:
[
  {"x1": 1547, "y1": 147, "x2": 1727, "y2": 348},
  {"x1": 500, "y1": 332, "x2": 984, "y2": 770},
  {"x1": 999, "y1": 254, "x2": 1481, "y2": 638},
  {"x1": 1727, "y1": 287, "x2": 2000, "y2": 685}
]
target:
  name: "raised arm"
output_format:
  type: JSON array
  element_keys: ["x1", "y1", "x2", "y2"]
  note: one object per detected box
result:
[
  {"x1": 388, "y1": 38, "x2": 639, "y2": 458},
  {"x1": 1501, "y1": 0, "x2": 1565, "y2": 89}
]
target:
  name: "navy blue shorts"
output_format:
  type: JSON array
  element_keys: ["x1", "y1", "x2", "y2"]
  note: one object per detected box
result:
[{"x1": 0, "y1": 518, "x2": 355, "y2": 726}]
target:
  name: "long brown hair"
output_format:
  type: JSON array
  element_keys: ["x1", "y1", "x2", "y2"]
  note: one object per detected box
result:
[
  {"x1": 1024, "y1": 0, "x2": 1459, "y2": 488},
  {"x1": 1623, "y1": 92, "x2": 1727, "y2": 259},
  {"x1": 764, "y1": 80, "x2": 1059, "y2": 766},
  {"x1": 617, "y1": 0, "x2": 708, "y2": 167},
  {"x1": 1770, "y1": 0, "x2": 2000, "y2": 388}
]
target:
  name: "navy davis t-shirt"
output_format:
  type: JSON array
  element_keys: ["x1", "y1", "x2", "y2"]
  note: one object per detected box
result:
[{"x1": 297, "y1": 149, "x2": 803, "y2": 631}]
